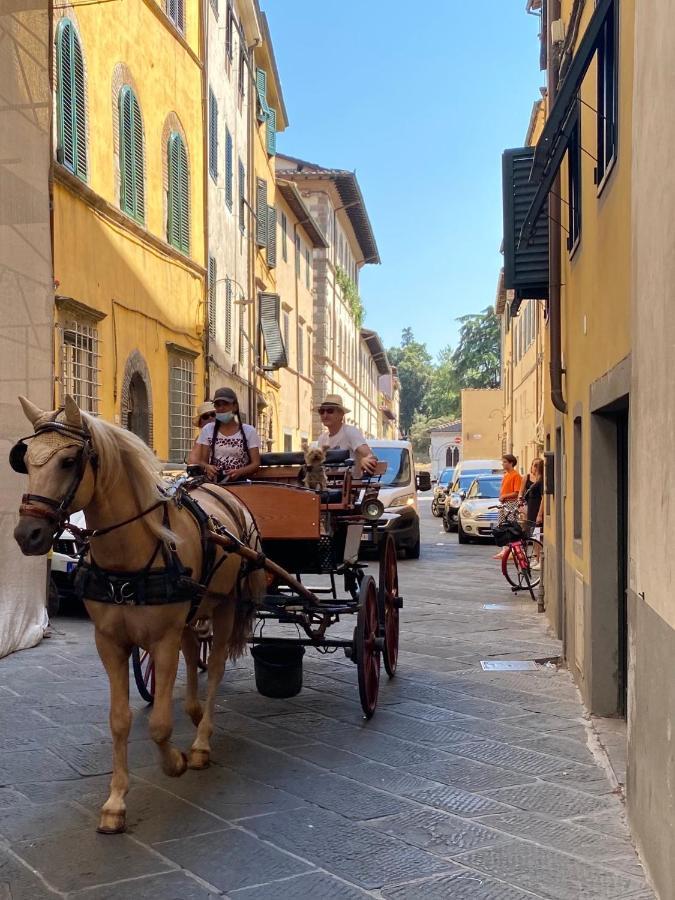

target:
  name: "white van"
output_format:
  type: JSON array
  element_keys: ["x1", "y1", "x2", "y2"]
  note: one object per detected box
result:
[{"x1": 361, "y1": 439, "x2": 422, "y2": 558}]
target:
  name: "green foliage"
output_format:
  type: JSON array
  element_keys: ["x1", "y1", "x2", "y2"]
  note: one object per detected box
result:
[
  {"x1": 409, "y1": 414, "x2": 450, "y2": 459},
  {"x1": 386, "y1": 329, "x2": 433, "y2": 434},
  {"x1": 336, "y1": 265, "x2": 365, "y2": 327},
  {"x1": 451, "y1": 307, "x2": 501, "y2": 389},
  {"x1": 427, "y1": 345, "x2": 460, "y2": 420}
]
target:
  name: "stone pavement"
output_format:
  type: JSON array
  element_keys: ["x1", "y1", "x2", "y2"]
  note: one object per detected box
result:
[{"x1": 0, "y1": 499, "x2": 656, "y2": 899}]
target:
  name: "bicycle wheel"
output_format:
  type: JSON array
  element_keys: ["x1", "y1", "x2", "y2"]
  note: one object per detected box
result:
[{"x1": 503, "y1": 539, "x2": 542, "y2": 589}]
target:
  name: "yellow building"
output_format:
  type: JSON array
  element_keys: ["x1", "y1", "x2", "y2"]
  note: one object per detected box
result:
[
  {"x1": 504, "y1": 0, "x2": 635, "y2": 815},
  {"x1": 249, "y1": 13, "x2": 287, "y2": 451},
  {"x1": 460, "y1": 389, "x2": 502, "y2": 461},
  {"x1": 274, "y1": 180, "x2": 327, "y2": 450},
  {"x1": 51, "y1": 0, "x2": 205, "y2": 462}
]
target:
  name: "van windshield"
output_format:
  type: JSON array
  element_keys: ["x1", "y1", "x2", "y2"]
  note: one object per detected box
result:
[{"x1": 374, "y1": 448, "x2": 411, "y2": 487}]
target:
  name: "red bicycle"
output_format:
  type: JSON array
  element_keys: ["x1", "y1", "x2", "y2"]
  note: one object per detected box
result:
[{"x1": 491, "y1": 505, "x2": 542, "y2": 602}]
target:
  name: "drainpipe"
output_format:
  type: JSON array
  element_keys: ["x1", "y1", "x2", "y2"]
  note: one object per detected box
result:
[
  {"x1": 548, "y1": 0, "x2": 567, "y2": 414},
  {"x1": 201, "y1": 0, "x2": 210, "y2": 402}
]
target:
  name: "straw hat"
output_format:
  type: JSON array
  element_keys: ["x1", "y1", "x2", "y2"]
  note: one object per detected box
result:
[
  {"x1": 315, "y1": 393, "x2": 350, "y2": 414},
  {"x1": 192, "y1": 401, "x2": 216, "y2": 427}
]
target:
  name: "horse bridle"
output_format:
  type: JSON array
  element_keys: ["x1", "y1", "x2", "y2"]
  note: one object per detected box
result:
[{"x1": 10, "y1": 419, "x2": 98, "y2": 535}]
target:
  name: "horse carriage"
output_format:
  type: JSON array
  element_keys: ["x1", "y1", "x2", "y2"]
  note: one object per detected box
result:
[
  {"x1": 133, "y1": 448, "x2": 401, "y2": 718},
  {"x1": 10, "y1": 396, "x2": 402, "y2": 831}
]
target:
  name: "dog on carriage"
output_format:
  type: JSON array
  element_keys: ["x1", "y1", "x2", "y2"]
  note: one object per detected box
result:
[{"x1": 302, "y1": 445, "x2": 327, "y2": 492}]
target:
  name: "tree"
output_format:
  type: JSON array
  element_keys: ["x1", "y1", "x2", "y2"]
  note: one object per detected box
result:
[
  {"x1": 427, "y1": 345, "x2": 460, "y2": 420},
  {"x1": 452, "y1": 307, "x2": 501, "y2": 389},
  {"x1": 387, "y1": 328, "x2": 432, "y2": 434}
]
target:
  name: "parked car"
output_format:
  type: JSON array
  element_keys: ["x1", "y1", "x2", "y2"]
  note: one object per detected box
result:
[
  {"x1": 443, "y1": 462, "x2": 503, "y2": 532},
  {"x1": 431, "y1": 467, "x2": 455, "y2": 517},
  {"x1": 49, "y1": 510, "x2": 86, "y2": 614},
  {"x1": 361, "y1": 439, "x2": 422, "y2": 558},
  {"x1": 457, "y1": 475, "x2": 502, "y2": 543}
]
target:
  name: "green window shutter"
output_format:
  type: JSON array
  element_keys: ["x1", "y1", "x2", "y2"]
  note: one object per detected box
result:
[
  {"x1": 266, "y1": 107, "x2": 276, "y2": 156},
  {"x1": 255, "y1": 177, "x2": 267, "y2": 247},
  {"x1": 132, "y1": 92, "x2": 145, "y2": 222},
  {"x1": 72, "y1": 32, "x2": 87, "y2": 179},
  {"x1": 255, "y1": 67, "x2": 269, "y2": 121},
  {"x1": 266, "y1": 205, "x2": 277, "y2": 268},
  {"x1": 225, "y1": 276, "x2": 233, "y2": 352},
  {"x1": 225, "y1": 128, "x2": 233, "y2": 209},
  {"x1": 259, "y1": 292, "x2": 287, "y2": 370},
  {"x1": 56, "y1": 21, "x2": 75, "y2": 172},
  {"x1": 208, "y1": 257, "x2": 217, "y2": 338},
  {"x1": 238, "y1": 159, "x2": 245, "y2": 232},
  {"x1": 208, "y1": 89, "x2": 218, "y2": 179},
  {"x1": 281, "y1": 211, "x2": 287, "y2": 261},
  {"x1": 168, "y1": 132, "x2": 189, "y2": 252}
]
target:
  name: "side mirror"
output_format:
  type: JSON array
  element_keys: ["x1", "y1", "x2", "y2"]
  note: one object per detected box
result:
[
  {"x1": 460, "y1": 490, "x2": 466, "y2": 500},
  {"x1": 416, "y1": 472, "x2": 432, "y2": 492}
]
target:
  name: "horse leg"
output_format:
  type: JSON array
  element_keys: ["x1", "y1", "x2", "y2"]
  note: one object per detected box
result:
[
  {"x1": 188, "y1": 602, "x2": 234, "y2": 769},
  {"x1": 94, "y1": 631, "x2": 131, "y2": 834},
  {"x1": 149, "y1": 635, "x2": 188, "y2": 778},
  {"x1": 182, "y1": 627, "x2": 202, "y2": 727}
]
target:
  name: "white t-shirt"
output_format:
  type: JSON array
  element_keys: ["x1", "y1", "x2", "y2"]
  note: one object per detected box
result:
[
  {"x1": 197, "y1": 421, "x2": 260, "y2": 473},
  {"x1": 317, "y1": 424, "x2": 368, "y2": 456}
]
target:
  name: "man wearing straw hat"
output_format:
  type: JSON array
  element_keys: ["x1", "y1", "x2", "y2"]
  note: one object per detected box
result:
[{"x1": 315, "y1": 393, "x2": 377, "y2": 475}]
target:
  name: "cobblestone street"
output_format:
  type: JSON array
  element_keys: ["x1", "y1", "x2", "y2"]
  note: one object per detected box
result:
[{"x1": 0, "y1": 500, "x2": 655, "y2": 899}]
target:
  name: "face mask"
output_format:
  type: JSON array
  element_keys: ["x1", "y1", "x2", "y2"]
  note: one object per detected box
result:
[{"x1": 216, "y1": 412, "x2": 234, "y2": 424}]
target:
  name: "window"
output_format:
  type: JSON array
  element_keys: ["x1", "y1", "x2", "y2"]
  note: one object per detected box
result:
[
  {"x1": 297, "y1": 322, "x2": 304, "y2": 374},
  {"x1": 267, "y1": 205, "x2": 277, "y2": 267},
  {"x1": 225, "y1": 276, "x2": 233, "y2": 353},
  {"x1": 208, "y1": 256, "x2": 216, "y2": 339},
  {"x1": 56, "y1": 20, "x2": 87, "y2": 180},
  {"x1": 167, "y1": 132, "x2": 190, "y2": 253},
  {"x1": 281, "y1": 211, "x2": 288, "y2": 261},
  {"x1": 225, "y1": 128, "x2": 233, "y2": 209},
  {"x1": 596, "y1": 0, "x2": 617, "y2": 186},
  {"x1": 119, "y1": 86, "x2": 145, "y2": 223},
  {"x1": 307, "y1": 331, "x2": 312, "y2": 378},
  {"x1": 225, "y1": 4, "x2": 233, "y2": 63},
  {"x1": 168, "y1": 351, "x2": 194, "y2": 463},
  {"x1": 283, "y1": 432, "x2": 293, "y2": 453},
  {"x1": 282, "y1": 310, "x2": 290, "y2": 361},
  {"x1": 238, "y1": 158, "x2": 245, "y2": 232},
  {"x1": 567, "y1": 115, "x2": 581, "y2": 252},
  {"x1": 256, "y1": 178, "x2": 267, "y2": 247},
  {"x1": 209, "y1": 0, "x2": 218, "y2": 15},
  {"x1": 208, "y1": 89, "x2": 218, "y2": 180},
  {"x1": 573, "y1": 415, "x2": 583, "y2": 540},
  {"x1": 295, "y1": 234, "x2": 301, "y2": 277},
  {"x1": 238, "y1": 43, "x2": 246, "y2": 99},
  {"x1": 167, "y1": 0, "x2": 184, "y2": 33},
  {"x1": 305, "y1": 248, "x2": 311, "y2": 289},
  {"x1": 59, "y1": 317, "x2": 100, "y2": 414}
]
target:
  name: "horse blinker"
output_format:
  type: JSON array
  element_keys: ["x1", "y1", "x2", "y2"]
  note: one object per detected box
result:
[{"x1": 9, "y1": 441, "x2": 28, "y2": 474}]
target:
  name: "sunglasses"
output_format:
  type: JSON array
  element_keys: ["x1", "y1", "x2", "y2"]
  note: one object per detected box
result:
[
  {"x1": 200, "y1": 412, "x2": 216, "y2": 422},
  {"x1": 319, "y1": 407, "x2": 337, "y2": 415}
]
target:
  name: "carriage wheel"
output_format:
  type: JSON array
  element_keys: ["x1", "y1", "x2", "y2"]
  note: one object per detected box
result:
[
  {"x1": 198, "y1": 636, "x2": 212, "y2": 672},
  {"x1": 355, "y1": 575, "x2": 380, "y2": 718},
  {"x1": 378, "y1": 534, "x2": 400, "y2": 678},
  {"x1": 131, "y1": 646, "x2": 155, "y2": 704}
]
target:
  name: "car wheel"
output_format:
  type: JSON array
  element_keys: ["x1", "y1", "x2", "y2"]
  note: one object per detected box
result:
[
  {"x1": 457, "y1": 518, "x2": 471, "y2": 544},
  {"x1": 442, "y1": 513, "x2": 452, "y2": 533}
]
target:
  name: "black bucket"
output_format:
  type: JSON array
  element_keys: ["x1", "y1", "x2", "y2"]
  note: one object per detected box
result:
[{"x1": 251, "y1": 643, "x2": 305, "y2": 698}]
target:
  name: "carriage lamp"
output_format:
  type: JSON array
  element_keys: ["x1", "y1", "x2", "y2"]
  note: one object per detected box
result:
[{"x1": 362, "y1": 499, "x2": 384, "y2": 521}]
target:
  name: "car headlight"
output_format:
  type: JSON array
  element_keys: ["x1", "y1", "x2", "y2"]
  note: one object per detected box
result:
[
  {"x1": 388, "y1": 494, "x2": 415, "y2": 508},
  {"x1": 448, "y1": 493, "x2": 462, "y2": 508}
]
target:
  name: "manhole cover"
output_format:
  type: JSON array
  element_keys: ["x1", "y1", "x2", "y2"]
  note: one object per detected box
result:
[{"x1": 480, "y1": 660, "x2": 539, "y2": 671}]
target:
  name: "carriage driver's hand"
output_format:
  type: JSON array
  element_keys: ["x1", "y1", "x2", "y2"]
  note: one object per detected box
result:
[
  {"x1": 204, "y1": 463, "x2": 219, "y2": 481},
  {"x1": 357, "y1": 447, "x2": 378, "y2": 476}
]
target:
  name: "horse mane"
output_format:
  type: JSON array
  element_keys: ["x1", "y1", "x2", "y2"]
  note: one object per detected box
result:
[{"x1": 83, "y1": 413, "x2": 174, "y2": 545}]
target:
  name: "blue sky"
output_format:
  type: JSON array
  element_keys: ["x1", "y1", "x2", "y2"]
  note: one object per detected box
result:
[{"x1": 265, "y1": 1, "x2": 543, "y2": 359}]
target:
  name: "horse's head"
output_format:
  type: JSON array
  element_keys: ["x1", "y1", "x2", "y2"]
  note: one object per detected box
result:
[{"x1": 12, "y1": 395, "x2": 97, "y2": 555}]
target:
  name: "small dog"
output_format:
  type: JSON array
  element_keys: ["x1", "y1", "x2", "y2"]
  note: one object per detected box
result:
[{"x1": 303, "y1": 446, "x2": 327, "y2": 492}]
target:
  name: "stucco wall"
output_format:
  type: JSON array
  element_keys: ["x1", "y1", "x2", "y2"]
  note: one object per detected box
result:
[
  {"x1": 0, "y1": 0, "x2": 53, "y2": 656},
  {"x1": 628, "y1": 1, "x2": 675, "y2": 893},
  {"x1": 460, "y1": 389, "x2": 502, "y2": 460}
]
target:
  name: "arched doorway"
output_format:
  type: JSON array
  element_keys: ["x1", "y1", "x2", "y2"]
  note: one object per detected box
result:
[
  {"x1": 446, "y1": 445, "x2": 459, "y2": 467},
  {"x1": 127, "y1": 372, "x2": 149, "y2": 444}
]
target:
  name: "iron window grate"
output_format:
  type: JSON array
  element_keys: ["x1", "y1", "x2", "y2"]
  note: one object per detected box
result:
[
  {"x1": 168, "y1": 353, "x2": 194, "y2": 463},
  {"x1": 59, "y1": 320, "x2": 100, "y2": 414}
]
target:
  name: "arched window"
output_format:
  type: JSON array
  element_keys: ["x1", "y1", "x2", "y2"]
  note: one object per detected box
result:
[
  {"x1": 56, "y1": 19, "x2": 87, "y2": 180},
  {"x1": 167, "y1": 132, "x2": 190, "y2": 253},
  {"x1": 118, "y1": 86, "x2": 145, "y2": 223}
]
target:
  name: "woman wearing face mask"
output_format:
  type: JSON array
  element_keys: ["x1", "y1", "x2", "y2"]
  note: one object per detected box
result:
[{"x1": 192, "y1": 387, "x2": 261, "y2": 483}]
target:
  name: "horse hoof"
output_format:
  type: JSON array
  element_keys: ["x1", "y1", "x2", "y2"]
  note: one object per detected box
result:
[
  {"x1": 166, "y1": 750, "x2": 188, "y2": 778},
  {"x1": 97, "y1": 812, "x2": 126, "y2": 834},
  {"x1": 188, "y1": 749, "x2": 210, "y2": 770}
]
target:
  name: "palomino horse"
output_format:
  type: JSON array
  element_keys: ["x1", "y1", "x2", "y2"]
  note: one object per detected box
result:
[{"x1": 12, "y1": 396, "x2": 265, "y2": 833}]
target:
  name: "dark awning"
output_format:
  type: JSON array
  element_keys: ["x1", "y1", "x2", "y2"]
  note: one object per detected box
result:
[
  {"x1": 520, "y1": 0, "x2": 614, "y2": 245},
  {"x1": 259, "y1": 292, "x2": 287, "y2": 371}
]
